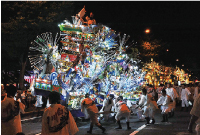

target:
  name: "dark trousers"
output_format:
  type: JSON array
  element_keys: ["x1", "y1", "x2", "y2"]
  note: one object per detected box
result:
[{"x1": 188, "y1": 115, "x2": 199, "y2": 131}]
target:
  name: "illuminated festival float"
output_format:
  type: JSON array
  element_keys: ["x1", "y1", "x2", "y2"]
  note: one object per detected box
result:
[
  {"x1": 28, "y1": 7, "x2": 146, "y2": 111},
  {"x1": 142, "y1": 59, "x2": 190, "y2": 88}
]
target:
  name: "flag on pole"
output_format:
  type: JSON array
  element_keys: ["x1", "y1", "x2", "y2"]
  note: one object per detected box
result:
[{"x1": 78, "y1": 6, "x2": 86, "y2": 18}]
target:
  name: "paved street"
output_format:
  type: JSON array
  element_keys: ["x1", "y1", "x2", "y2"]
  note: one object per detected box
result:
[{"x1": 21, "y1": 106, "x2": 198, "y2": 135}]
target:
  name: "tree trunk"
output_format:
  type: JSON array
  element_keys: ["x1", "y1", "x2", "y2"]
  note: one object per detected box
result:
[{"x1": 19, "y1": 61, "x2": 26, "y2": 90}]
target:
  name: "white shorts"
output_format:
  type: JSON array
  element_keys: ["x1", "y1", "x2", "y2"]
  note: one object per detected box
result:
[
  {"x1": 144, "y1": 106, "x2": 156, "y2": 118},
  {"x1": 161, "y1": 105, "x2": 172, "y2": 114},
  {"x1": 115, "y1": 111, "x2": 130, "y2": 122},
  {"x1": 182, "y1": 99, "x2": 189, "y2": 107}
]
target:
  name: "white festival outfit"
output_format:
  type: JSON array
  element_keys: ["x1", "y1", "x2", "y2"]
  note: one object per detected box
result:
[
  {"x1": 81, "y1": 97, "x2": 101, "y2": 126},
  {"x1": 157, "y1": 95, "x2": 173, "y2": 114},
  {"x1": 166, "y1": 87, "x2": 179, "y2": 110},
  {"x1": 133, "y1": 95, "x2": 145, "y2": 120},
  {"x1": 35, "y1": 95, "x2": 43, "y2": 107},
  {"x1": 143, "y1": 94, "x2": 158, "y2": 119},
  {"x1": 115, "y1": 100, "x2": 130, "y2": 122},
  {"x1": 111, "y1": 97, "x2": 118, "y2": 116},
  {"x1": 1, "y1": 97, "x2": 25, "y2": 135},
  {"x1": 156, "y1": 86, "x2": 164, "y2": 99},
  {"x1": 127, "y1": 99, "x2": 138, "y2": 115},
  {"x1": 42, "y1": 104, "x2": 79, "y2": 135},
  {"x1": 176, "y1": 86, "x2": 182, "y2": 101},
  {"x1": 181, "y1": 88, "x2": 191, "y2": 107},
  {"x1": 99, "y1": 98, "x2": 114, "y2": 121},
  {"x1": 80, "y1": 98, "x2": 89, "y2": 119}
]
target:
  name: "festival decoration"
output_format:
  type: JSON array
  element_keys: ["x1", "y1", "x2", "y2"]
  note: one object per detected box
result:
[
  {"x1": 28, "y1": 7, "x2": 146, "y2": 102},
  {"x1": 142, "y1": 60, "x2": 190, "y2": 87}
]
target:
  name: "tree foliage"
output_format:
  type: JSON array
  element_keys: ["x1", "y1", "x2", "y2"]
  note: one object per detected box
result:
[
  {"x1": 1, "y1": 1, "x2": 77, "y2": 86},
  {"x1": 138, "y1": 34, "x2": 165, "y2": 63}
]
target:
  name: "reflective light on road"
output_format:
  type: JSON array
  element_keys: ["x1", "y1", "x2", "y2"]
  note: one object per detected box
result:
[{"x1": 130, "y1": 124, "x2": 146, "y2": 135}]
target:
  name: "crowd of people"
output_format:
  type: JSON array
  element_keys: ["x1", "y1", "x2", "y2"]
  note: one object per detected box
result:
[{"x1": 1, "y1": 82, "x2": 200, "y2": 135}]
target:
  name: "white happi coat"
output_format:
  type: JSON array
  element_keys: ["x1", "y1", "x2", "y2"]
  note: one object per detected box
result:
[
  {"x1": 139, "y1": 95, "x2": 147, "y2": 106},
  {"x1": 157, "y1": 95, "x2": 173, "y2": 114},
  {"x1": 166, "y1": 87, "x2": 179, "y2": 101},
  {"x1": 144, "y1": 94, "x2": 158, "y2": 118},
  {"x1": 156, "y1": 87, "x2": 164, "y2": 99},
  {"x1": 136, "y1": 95, "x2": 147, "y2": 119},
  {"x1": 166, "y1": 87, "x2": 179, "y2": 109},
  {"x1": 100, "y1": 98, "x2": 114, "y2": 112},
  {"x1": 127, "y1": 99, "x2": 137, "y2": 114},
  {"x1": 1, "y1": 97, "x2": 25, "y2": 135},
  {"x1": 42, "y1": 104, "x2": 79, "y2": 135},
  {"x1": 175, "y1": 86, "x2": 182, "y2": 100},
  {"x1": 142, "y1": 94, "x2": 158, "y2": 109},
  {"x1": 80, "y1": 98, "x2": 89, "y2": 119},
  {"x1": 115, "y1": 100, "x2": 130, "y2": 121},
  {"x1": 111, "y1": 98, "x2": 118, "y2": 116},
  {"x1": 115, "y1": 101, "x2": 130, "y2": 113},
  {"x1": 35, "y1": 95, "x2": 43, "y2": 107},
  {"x1": 99, "y1": 98, "x2": 114, "y2": 120},
  {"x1": 181, "y1": 88, "x2": 191, "y2": 101}
]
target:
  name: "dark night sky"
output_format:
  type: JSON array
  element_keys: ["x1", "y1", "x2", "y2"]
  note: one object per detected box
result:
[
  {"x1": 75, "y1": 1, "x2": 200, "y2": 78},
  {"x1": 1, "y1": 1, "x2": 200, "y2": 78}
]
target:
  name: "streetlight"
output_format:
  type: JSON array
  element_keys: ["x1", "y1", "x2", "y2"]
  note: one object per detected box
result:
[{"x1": 145, "y1": 29, "x2": 150, "y2": 34}]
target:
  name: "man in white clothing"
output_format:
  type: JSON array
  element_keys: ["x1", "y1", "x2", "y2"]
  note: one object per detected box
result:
[
  {"x1": 42, "y1": 91, "x2": 79, "y2": 135},
  {"x1": 180, "y1": 84, "x2": 191, "y2": 112},
  {"x1": 138, "y1": 88, "x2": 158, "y2": 124},
  {"x1": 157, "y1": 89, "x2": 173, "y2": 122},
  {"x1": 156, "y1": 84, "x2": 165, "y2": 99},
  {"x1": 99, "y1": 94, "x2": 114, "y2": 121},
  {"x1": 115, "y1": 96, "x2": 131, "y2": 129},
  {"x1": 81, "y1": 93, "x2": 106, "y2": 134},
  {"x1": 1, "y1": 85, "x2": 25, "y2": 135},
  {"x1": 166, "y1": 83, "x2": 179, "y2": 117}
]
